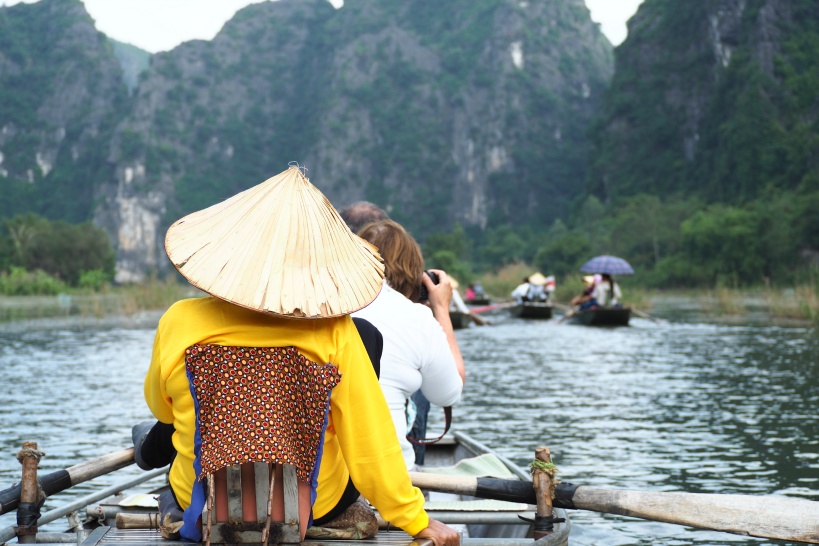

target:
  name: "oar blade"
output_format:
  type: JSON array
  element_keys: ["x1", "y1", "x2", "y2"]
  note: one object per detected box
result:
[
  {"x1": 572, "y1": 488, "x2": 819, "y2": 544},
  {"x1": 410, "y1": 472, "x2": 819, "y2": 544}
]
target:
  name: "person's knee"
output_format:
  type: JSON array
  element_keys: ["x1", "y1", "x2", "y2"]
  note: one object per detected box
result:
[
  {"x1": 132, "y1": 421, "x2": 157, "y2": 470},
  {"x1": 134, "y1": 421, "x2": 176, "y2": 470}
]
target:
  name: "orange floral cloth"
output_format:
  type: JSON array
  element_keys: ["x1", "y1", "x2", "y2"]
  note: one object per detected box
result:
[{"x1": 185, "y1": 344, "x2": 341, "y2": 482}]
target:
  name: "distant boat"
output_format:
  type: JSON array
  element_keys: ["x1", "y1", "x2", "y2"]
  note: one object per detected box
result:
[
  {"x1": 465, "y1": 296, "x2": 491, "y2": 306},
  {"x1": 564, "y1": 307, "x2": 631, "y2": 326},
  {"x1": 449, "y1": 310, "x2": 473, "y2": 329},
  {"x1": 509, "y1": 301, "x2": 554, "y2": 319}
]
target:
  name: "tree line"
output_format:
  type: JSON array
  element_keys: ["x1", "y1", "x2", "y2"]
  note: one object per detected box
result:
[
  {"x1": 422, "y1": 188, "x2": 819, "y2": 289},
  {"x1": 3, "y1": 187, "x2": 817, "y2": 297},
  {"x1": 0, "y1": 214, "x2": 115, "y2": 294}
]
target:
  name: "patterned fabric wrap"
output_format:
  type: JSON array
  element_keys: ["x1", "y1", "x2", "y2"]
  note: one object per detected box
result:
[{"x1": 185, "y1": 344, "x2": 341, "y2": 483}]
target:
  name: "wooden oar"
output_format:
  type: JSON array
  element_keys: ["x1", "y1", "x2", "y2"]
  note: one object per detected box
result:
[
  {"x1": 468, "y1": 302, "x2": 516, "y2": 314},
  {"x1": 0, "y1": 448, "x2": 136, "y2": 515},
  {"x1": 470, "y1": 312, "x2": 490, "y2": 326},
  {"x1": 551, "y1": 302, "x2": 572, "y2": 312},
  {"x1": 409, "y1": 472, "x2": 819, "y2": 544},
  {"x1": 631, "y1": 307, "x2": 667, "y2": 324},
  {"x1": 558, "y1": 310, "x2": 576, "y2": 324}
]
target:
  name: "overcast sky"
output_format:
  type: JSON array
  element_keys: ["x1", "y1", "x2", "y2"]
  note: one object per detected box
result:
[{"x1": 0, "y1": 0, "x2": 645, "y2": 53}]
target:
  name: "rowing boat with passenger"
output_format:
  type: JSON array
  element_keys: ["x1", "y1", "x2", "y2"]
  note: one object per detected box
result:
[
  {"x1": 0, "y1": 432, "x2": 569, "y2": 546},
  {"x1": 563, "y1": 307, "x2": 631, "y2": 326},
  {"x1": 509, "y1": 302, "x2": 554, "y2": 319}
]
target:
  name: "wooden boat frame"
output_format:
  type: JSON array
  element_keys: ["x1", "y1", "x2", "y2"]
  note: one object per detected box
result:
[
  {"x1": 509, "y1": 302, "x2": 554, "y2": 319},
  {"x1": 566, "y1": 306, "x2": 631, "y2": 326},
  {"x1": 1, "y1": 432, "x2": 569, "y2": 546},
  {"x1": 449, "y1": 310, "x2": 473, "y2": 329}
]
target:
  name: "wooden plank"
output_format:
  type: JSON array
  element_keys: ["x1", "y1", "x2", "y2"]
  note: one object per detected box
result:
[
  {"x1": 94, "y1": 526, "x2": 430, "y2": 545},
  {"x1": 281, "y1": 464, "x2": 300, "y2": 543},
  {"x1": 80, "y1": 526, "x2": 111, "y2": 546},
  {"x1": 226, "y1": 466, "x2": 242, "y2": 524},
  {"x1": 253, "y1": 462, "x2": 270, "y2": 523}
]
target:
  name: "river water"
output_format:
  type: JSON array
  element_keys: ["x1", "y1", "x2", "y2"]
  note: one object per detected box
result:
[{"x1": 1, "y1": 305, "x2": 817, "y2": 545}]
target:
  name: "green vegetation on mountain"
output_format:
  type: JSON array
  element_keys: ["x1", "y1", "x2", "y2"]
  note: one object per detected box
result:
[
  {"x1": 0, "y1": 0, "x2": 128, "y2": 224},
  {"x1": 1, "y1": 0, "x2": 817, "y2": 290},
  {"x1": 557, "y1": 0, "x2": 819, "y2": 286}
]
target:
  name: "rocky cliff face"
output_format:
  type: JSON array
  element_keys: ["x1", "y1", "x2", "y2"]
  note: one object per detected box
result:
[
  {"x1": 0, "y1": 0, "x2": 612, "y2": 282},
  {"x1": 94, "y1": 0, "x2": 612, "y2": 282},
  {"x1": 588, "y1": 0, "x2": 816, "y2": 202},
  {"x1": 0, "y1": 0, "x2": 128, "y2": 222}
]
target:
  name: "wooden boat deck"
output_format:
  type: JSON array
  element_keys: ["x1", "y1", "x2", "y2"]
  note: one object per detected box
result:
[{"x1": 79, "y1": 525, "x2": 432, "y2": 546}]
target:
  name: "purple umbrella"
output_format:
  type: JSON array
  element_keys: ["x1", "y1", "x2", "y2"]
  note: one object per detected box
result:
[{"x1": 579, "y1": 255, "x2": 634, "y2": 275}]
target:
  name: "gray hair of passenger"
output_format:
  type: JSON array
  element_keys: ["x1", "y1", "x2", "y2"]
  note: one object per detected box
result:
[{"x1": 340, "y1": 201, "x2": 389, "y2": 233}]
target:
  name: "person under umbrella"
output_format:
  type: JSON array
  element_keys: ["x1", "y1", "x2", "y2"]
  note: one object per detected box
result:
[
  {"x1": 580, "y1": 255, "x2": 633, "y2": 308},
  {"x1": 593, "y1": 273, "x2": 622, "y2": 308}
]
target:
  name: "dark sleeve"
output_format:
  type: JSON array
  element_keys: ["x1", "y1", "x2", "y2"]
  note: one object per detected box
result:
[
  {"x1": 140, "y1": 421, "x2": 176, "y2": 468},
  {"x1": 352, "y1": 317, "x2": 383, "y2": 379}
]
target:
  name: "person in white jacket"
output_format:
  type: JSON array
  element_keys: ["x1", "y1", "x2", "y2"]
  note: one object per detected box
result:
[
  {"x1": 353, "y1": 220, "x2": 466, "y2": 470},
  {"x1": 593, "y1": 273, "x2": 623, "y2": 307}
]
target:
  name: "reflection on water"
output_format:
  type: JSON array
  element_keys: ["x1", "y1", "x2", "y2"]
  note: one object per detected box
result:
[{"x1": 1, "y1": 310, "x2": 817, "y2": 544}]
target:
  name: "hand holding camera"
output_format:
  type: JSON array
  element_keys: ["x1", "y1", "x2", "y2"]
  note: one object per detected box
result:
[
  {"x1": 417, "y1": 270, "x2": 440, "y2": 303},
  {"x1": 418, "y1": 269, "x2": 452, "y2": 315}
]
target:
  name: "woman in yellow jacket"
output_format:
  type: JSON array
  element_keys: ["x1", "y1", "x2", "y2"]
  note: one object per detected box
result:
[{"x1": 134, "y1": 165, "x2": 460, "y2": 546}]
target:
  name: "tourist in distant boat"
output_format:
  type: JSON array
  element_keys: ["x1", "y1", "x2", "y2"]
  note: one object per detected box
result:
[
  {"x1": 513, "y1": 272, "x2": 552, "y2": 303},
  {"x1": 571, "y1": 275, "x2": 599, "y2": 310},
  {"x1": 530, "y1": 273, "x2": 556, "y2": 303},
  {"x1": 466, "y1": 282, "x2": 488, "y2": 302},
  {"x1": 352, "y1": 219, "x2": 466, "y2": 470},
  {"x1": 546, "y1": 276, "x2": 556, "y2": 300},
  {"x1": 594, "y1": 273, "x2": 622, "y2": 307},
  {"x1": 131, "y1": 168, "x2": 461, "y2": 546},
  {"x1": 448, "y1": 277, "x2": 471, "y2": 314},
  {"x1": 511, "y1": 277, "x2": 531, "y2": 302},
  {"x1": 465, "y1": 283, "x2": 476, "y2": 301}
]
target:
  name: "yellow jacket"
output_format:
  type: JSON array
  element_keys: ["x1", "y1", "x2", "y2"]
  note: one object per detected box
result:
[{"x1": 144, "y1": 297, "x2": 429, "y2": 535}]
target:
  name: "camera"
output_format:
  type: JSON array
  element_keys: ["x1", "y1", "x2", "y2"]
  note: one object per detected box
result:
[{"x1": 417, "y1": 270, "x2": 440, "y2": 302}]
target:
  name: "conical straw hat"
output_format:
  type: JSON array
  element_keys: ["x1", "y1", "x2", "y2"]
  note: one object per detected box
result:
[
  {"x1": 165, "y1": 165, "x2": 385, "y2": 318},
  {"x1": 528, "y1": 272, "x2": 548, "y2": 285},
  {"x1": 449, "y1": 277, "x2": 460, "y2": 289}
]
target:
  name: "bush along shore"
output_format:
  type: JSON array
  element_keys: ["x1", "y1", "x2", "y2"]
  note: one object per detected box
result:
[{"x1": 0, "y1": 277, "x2": 198, "y2": 322}]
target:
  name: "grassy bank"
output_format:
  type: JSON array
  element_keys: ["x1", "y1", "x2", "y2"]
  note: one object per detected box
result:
[
  {"x1": 2, "y1": 269, "x2": 817, "y2": 325},
  {"x1": 0, "y1": 278, "x2": 197, "y2": 322},
  {"x1": 476, "y1": 263, "x2": 819, "y2": 324}
]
